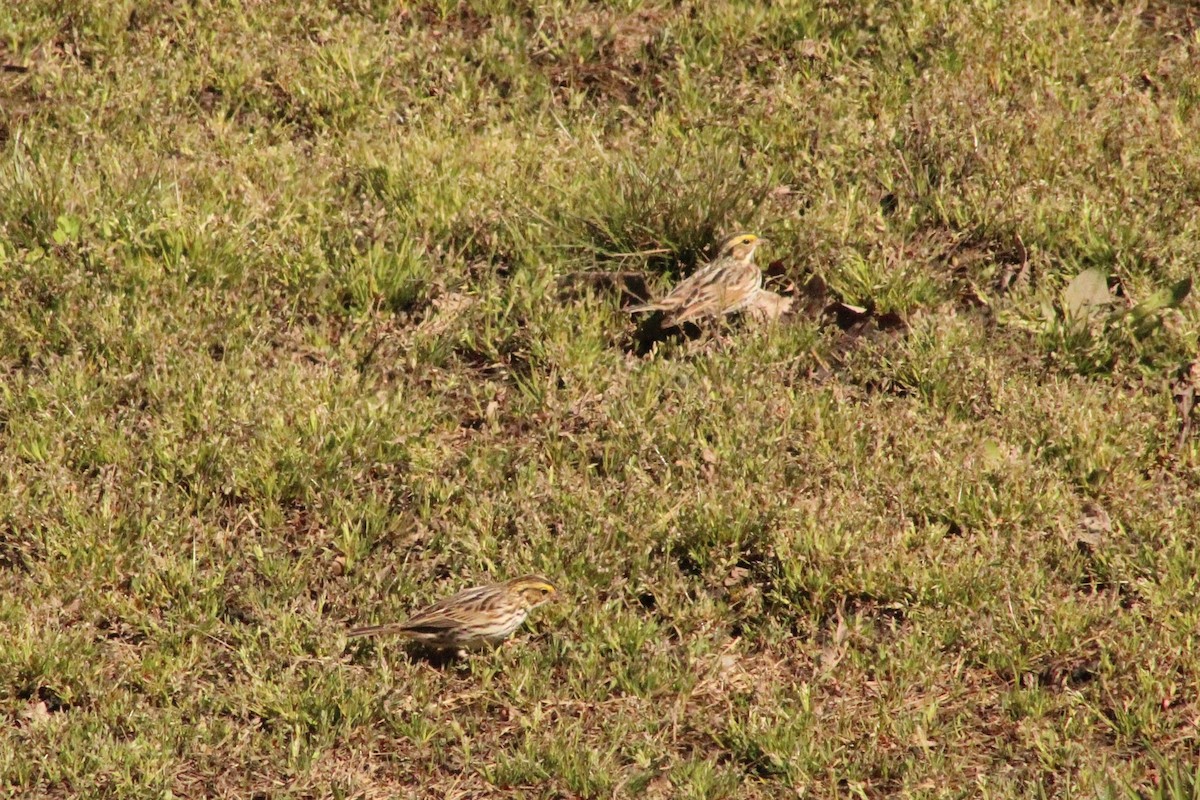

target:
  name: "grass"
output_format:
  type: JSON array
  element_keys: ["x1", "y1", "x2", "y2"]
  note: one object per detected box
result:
[{"x1": 2, "y1": 0, "x2": 1200, "y2": 796}]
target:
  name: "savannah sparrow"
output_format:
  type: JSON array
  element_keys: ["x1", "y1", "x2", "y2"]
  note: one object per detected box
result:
[
  {"x1": 347, "y1": 575, "x2": 557, "y2": 651},
  {"x1": 628, "y1": 233, "x2": 767, "y2": 326}
]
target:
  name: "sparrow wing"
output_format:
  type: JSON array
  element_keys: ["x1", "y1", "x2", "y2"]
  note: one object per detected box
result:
[
  {"x1": 666, "y1": 261, "x2": 762, "y2": 325},
  {"x1": 629, "y1": 261, "x2": 723, "y2": 315},
  {"x1": 347, "y1": 584, "x2": 495, "y2": 639}
]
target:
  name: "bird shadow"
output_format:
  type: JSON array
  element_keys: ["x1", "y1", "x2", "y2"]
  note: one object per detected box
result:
[
  {"x1": 346, "y1": 639, "x2": 469, "y2": 670},
  {"x1": 625, "y1": 313, "x2": 700, "y2": 356},
  {"x1": 408, "y1": 647, "x2": 467, "y2": 669}
]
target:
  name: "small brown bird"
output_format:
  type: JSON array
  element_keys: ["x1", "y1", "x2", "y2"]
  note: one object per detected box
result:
[
  {"x1": 628, "y1": 233, "x2": 767, "y2": 326},
  {"x1": 348, "y1": 575, "x2": 557, "y2": 651}
]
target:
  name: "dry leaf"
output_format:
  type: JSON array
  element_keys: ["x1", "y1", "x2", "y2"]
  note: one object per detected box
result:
[
  {"x1": 724, "y1": 566, "x2": 750, "y2": 587},
  {"x1": 1075, "y1": 501, "x2": 1112, "y2": 552},
  {"x1": 1063, "y1": 268, "x2": 1112, "y2": 318},
  {"x1": 744, "y1": 289, "x2": 793, "y2": 323},
  {"x1": 21, "y1": 701, "x2": 51, "y2": 726},
  {"x1": 823, "y1": 301, "x2": 871, "y2": 330},
  {"x1": 794, "y1": 39, "x2": 828, "y2": 60}
]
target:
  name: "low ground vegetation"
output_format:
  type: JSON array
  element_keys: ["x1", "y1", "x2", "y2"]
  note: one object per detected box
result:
[{"x1": 2, "y1": 1, "x2": 1200, "y2": 797}]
